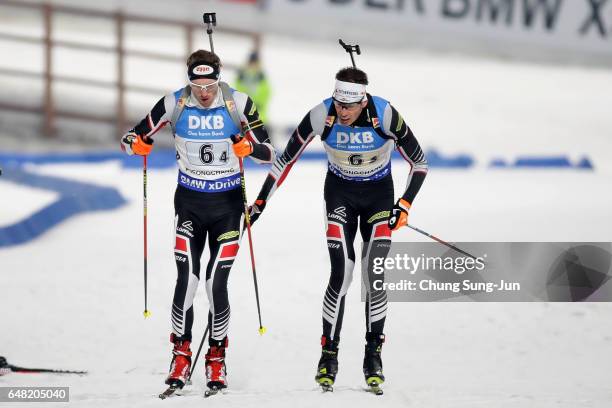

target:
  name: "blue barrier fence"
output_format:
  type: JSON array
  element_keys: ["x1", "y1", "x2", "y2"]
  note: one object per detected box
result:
[
  {"x1": 0, "y1": 149, "x2": 594, "y2": 248},
  {"x1": 0, "y1": 149, "x2": 594, "y2": 170}
]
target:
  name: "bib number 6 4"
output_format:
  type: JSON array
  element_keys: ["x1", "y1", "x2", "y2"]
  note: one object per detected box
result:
[
  {"x1": 185, "y1": 141, "x2": 229, "y2": 166},
  {"x1": 200, "y1": 144, "x2": 228, "y2": 164}
]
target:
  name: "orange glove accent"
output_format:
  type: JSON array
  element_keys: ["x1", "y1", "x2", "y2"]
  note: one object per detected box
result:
[
  {"x1": 398, "y1": 198, "x2": 411, "y2": 212},
  {"x1": 232, "y1": 137, "x2": 253, "y2": 158},
  {"x1": 389, "y1": 198, "x2": 411, "y2": 231},
  {"x1": 132, "y1": 135, "x2": 154, "y2": 156},
  {"x1": 392, "y1": 212, "x2": 408, "y2": 231}
]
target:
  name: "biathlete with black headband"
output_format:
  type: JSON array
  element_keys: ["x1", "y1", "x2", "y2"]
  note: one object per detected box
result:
[
  {"x1": 248, "y1": 67, "x2": 428, "y2": 391},
  {"x1": 120, "y1": 49, "x2": 275, "y2": 392}
]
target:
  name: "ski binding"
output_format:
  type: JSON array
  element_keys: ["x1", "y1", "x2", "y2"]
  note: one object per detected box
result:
[
  {"x1": 366, "y1": 377, "x2": 384, "y2": 395},
  {"x1": 317, "y1": 376, "x2": 334, "y2": 393}
]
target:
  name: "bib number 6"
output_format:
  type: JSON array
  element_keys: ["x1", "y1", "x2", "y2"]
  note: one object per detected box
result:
[
  {"x1": 348, "y1": 154, "x2": 363, "y2": 166},
  {"x1": 191, "y1": 142, "x2": 229, "y2": 166},
  {"x1": 200, "y1": 144, "x2": 214, "y2": 164}
]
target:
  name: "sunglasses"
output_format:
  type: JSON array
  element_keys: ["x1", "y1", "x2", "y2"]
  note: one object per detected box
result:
[
  {"x1": 189, "y1": 79, "x2": 220, "y2": 93},
  {"x1": 332, "y1": 98, "x2": 362, "y2": 110}
]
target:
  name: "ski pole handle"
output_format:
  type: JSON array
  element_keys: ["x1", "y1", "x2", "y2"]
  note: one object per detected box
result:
[
  {"x1": 339, "y1": 39, "x2": 361, "y2": 68},
  {"x1": 203, "y1": 12, "x2": 217, "y2": 30},
  {"x1": 203, "y1": 12, "x2": 217, "y2": 53}
]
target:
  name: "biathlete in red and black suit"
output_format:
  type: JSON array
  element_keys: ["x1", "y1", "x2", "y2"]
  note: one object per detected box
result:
[
  {"x1": 249, "y1": 67, "x2": 428, "y2": 389},
  {"x1": 120, "y1": 49, "x2": 275, "y2": 391}
]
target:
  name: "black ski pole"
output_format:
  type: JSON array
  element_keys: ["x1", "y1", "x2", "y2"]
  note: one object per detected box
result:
[
  {"x1": 143, "y1": 155, "x2": 151, "y2": 318},
  {"x1": 187, "y1": 323, "x2": 209, "y2": 383},
  {"x1": 203, "y1": 12, "x2": 217, "y2": 53},
  {"x1": 406, "y1": 224, "x2": 481, "y2": 261},
  {"x1": 339, "y1": 39, "x2": 361, "y2": 68},
  {"x1": 229, "y1": 131, "x2": 266, "y2": 336},
  {"x1": 0, "y1": 356, "x2": 87, "y2": 375}
]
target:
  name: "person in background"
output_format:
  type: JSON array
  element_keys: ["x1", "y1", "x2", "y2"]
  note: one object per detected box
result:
[{"x1": 235, "y1": 50, "x2": 271, "y2": 123}]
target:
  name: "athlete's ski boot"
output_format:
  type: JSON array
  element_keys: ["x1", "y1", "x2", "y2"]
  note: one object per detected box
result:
[
  {"x1": 363, "y1": 332, "x2": 385, "y2": 395},
  {"x1": 315, "y1": 336, "x2": 339, "y2": 392},
  {"x1": 165, "y1": 334, "x2": 192, "y2": 389},
  {"x1": 204, "y1": 337, "x2": 228, "y2": 396}
]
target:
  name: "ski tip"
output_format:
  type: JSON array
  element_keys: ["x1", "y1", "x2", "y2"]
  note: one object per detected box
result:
[
  {"x1": 258, "y1": 326, "x2": 267, "y2": 335},
  {"x1": 158, "y1": 386, "x2": 178, "y2": 399},
  {"x1": 204, "y1": 386, "x2": 223, "y2": 398},
  {"x1": 143, "y1": 310, "x2": 152, "y2": 319}
]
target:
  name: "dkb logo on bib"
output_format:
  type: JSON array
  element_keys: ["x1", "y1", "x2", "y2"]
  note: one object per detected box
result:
[
  {"x1": 188, "y1": 115, "x2": 225, "y2": 130},
  {"x1": 337, "y1": 131, "x2": 374, "y2": 144}
]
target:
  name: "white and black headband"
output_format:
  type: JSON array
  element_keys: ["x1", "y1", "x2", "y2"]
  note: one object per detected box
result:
[
  {"x1": 188, "y1": 61, "x2": 220, "y2": 80},
  {"x1": 332, "y1": 80, "x2": 366, "y2": 104}
]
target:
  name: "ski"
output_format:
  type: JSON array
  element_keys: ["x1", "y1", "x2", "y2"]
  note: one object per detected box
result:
[
  {"x1": 320, "y1": 383, "x2": 334, "y2": 393},
  {"x1": 9, "y1": 366, "x2": 87, "y2": 375},
  {"x1": 0, "y1": 356, "x2": 86, "y2": 376},
  {"x1": 158, "y1": 385, "x2": 179, "y2": 399},
  {"x1": 204, "y1": 385, "x2": 224, "y2": 398},
  {"x1": 367, "y1": 384, "x2": 383, "y2": 395}
]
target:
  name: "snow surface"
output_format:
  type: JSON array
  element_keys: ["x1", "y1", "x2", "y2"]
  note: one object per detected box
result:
[
  {"x1": 1, "y1": 161, "x2": 612, "y2": 407},
  {"x1": 0, "y1": 179, "x2": 58, "y2": 227},
  {"x1": 1, "y1": 11, "x2": 612, "y2": 407}
]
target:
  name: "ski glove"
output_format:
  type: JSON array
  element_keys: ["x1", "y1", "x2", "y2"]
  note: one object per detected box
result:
[
  {"x1": 388, "y1": 198, "x2": 411, "y2": 231},
  {"x1": 231, "y1": 135, "x2": 253, "y2": 158},
  {"x1": 121, "y1": 133, "x2": 153, "y2": 156},
  {"x1": 247, "y1": 199, "x2": 266, "y2": 226}
]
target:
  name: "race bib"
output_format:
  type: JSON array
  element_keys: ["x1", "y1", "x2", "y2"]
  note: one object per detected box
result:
[{"x1": 185, "y1": 141, "x2": 230, "y2": 167}]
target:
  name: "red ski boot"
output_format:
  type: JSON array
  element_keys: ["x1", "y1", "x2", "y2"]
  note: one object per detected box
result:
[
  {"x1": 165, "y1": 334, "x2": 192, "y2": 389},
  {"x1": 204, "y1": 337, "x2": 228, "y2": 395}
]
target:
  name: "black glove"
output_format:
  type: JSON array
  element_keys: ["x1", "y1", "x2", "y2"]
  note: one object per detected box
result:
[
  {"x1": 388, "y1": 198, "x2": 411, "y2": 231},
  {"x1": 247, "y1": 199, "x2": 266, "y2": 227}
]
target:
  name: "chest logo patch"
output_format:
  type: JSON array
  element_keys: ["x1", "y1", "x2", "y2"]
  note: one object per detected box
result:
[
  {"x1": 336, "y1": 131, "x2": 374, "y2": 144},
  {"x1": 188, "y1": 115, "x2": 225, "y2": 130}
]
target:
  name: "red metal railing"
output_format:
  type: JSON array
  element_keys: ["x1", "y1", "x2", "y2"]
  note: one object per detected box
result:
[{"x1": 0, "y1": 0, "x2": 257, "y2": 137}]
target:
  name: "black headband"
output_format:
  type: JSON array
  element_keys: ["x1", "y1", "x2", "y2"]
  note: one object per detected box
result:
[{"x1": 188, "y1": 61, "x2": 220, "y2": 80}]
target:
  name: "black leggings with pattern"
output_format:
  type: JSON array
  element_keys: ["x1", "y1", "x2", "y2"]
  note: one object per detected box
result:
[
  {"x1": 171, "y1": 185, "x2": 243, "y2": 344},
  {"x1": 322, "y1": 172, "x2": 393, "y2": 343}
]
